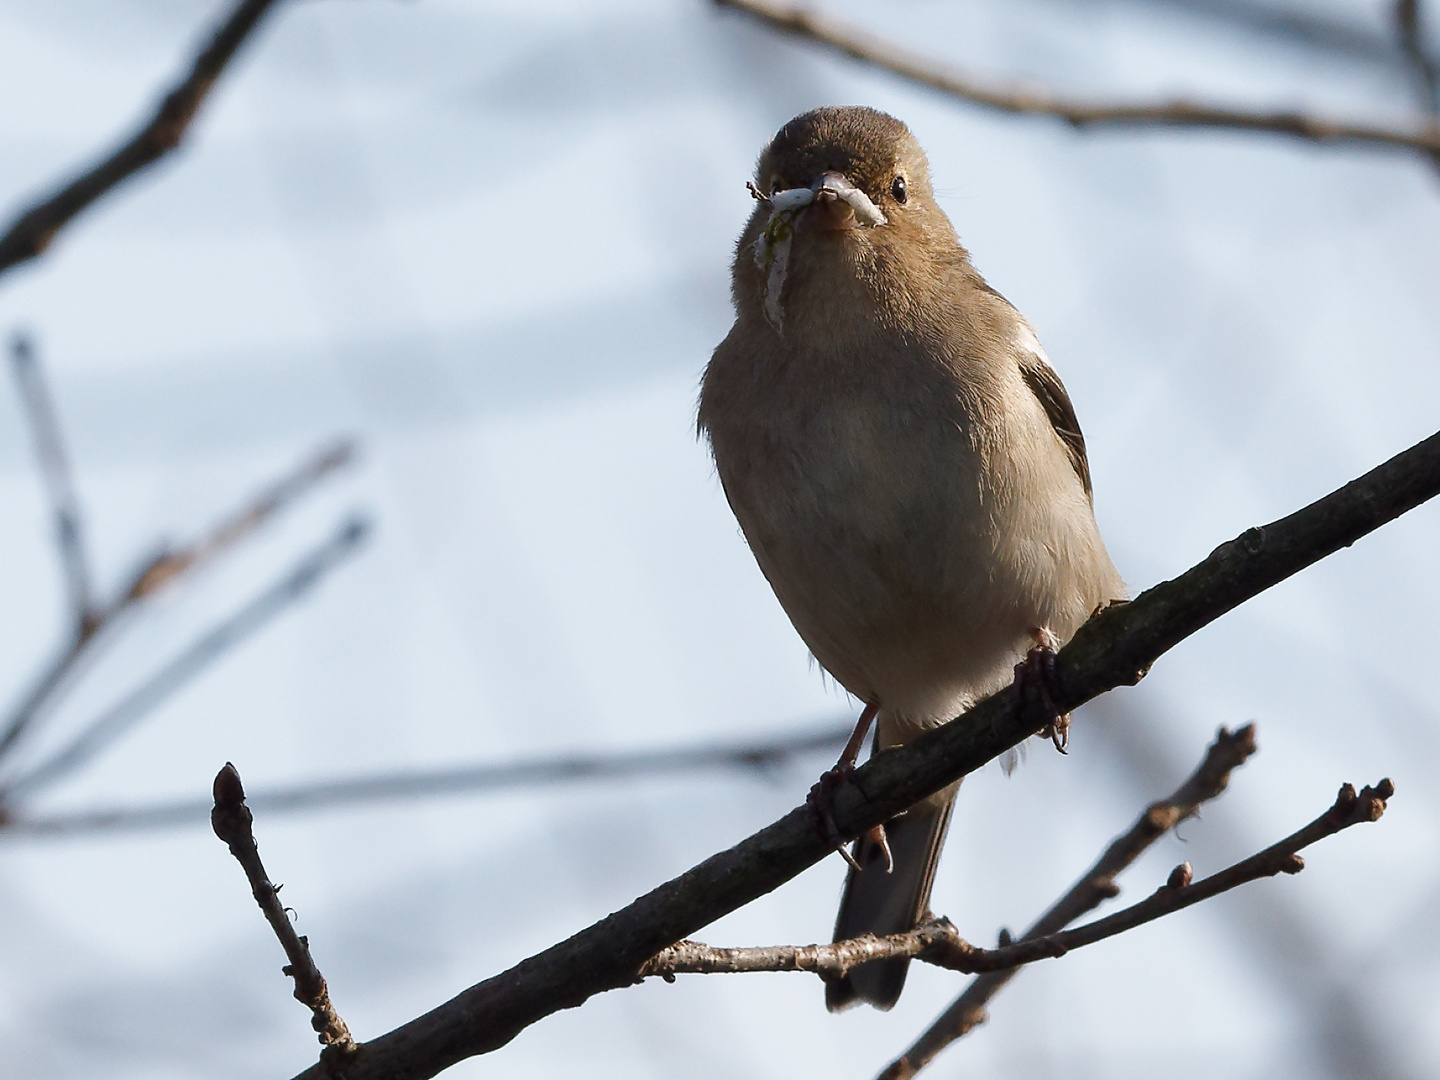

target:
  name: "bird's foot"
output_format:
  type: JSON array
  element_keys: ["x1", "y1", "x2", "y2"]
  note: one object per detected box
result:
[
  {"x1": 808, "y1": 702, "x2": 882, "y2": 868},
  {"x1": 1012, "y1": 627, "x2": 1072, "y2": 754},
  {"x1": 807, "y1": 765, "x2": 865, "y2": 869}
]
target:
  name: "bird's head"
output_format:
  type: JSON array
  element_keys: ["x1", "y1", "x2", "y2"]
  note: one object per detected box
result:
[{"x1": 736, "y1": 106, "x2": 952, "y2": 334}]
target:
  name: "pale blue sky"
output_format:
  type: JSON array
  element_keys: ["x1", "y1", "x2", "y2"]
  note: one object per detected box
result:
[{"x1": 1, "y1": 2, "x2": 1438, "y2": 1077}]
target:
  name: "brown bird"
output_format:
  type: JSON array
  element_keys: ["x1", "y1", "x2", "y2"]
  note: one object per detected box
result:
[{"x1": 698, "y1": 107, "x2": 1125, "y2": 1012}]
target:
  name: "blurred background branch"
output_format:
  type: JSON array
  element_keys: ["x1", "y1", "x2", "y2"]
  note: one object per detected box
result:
[
  {"x1": 0, "y1": 0, "x2": 283, "y2": 279},
  {"x1": 0, "y1": 515, "x2": 369, "y2": 806},
  {"x1": 716, "y1": 0, "x2": 1440, "y2": 159},
  {"x1": 0, "y1": 336, "x2": 367, "y2": 816},
  {"x1": 0, "y1": 723, "x2": 848, "y2": 836},
  {"x1": 0, "y1": 360, "x2": 358, "y2": 773},
  {"x1": 8, "y1": 334, "x2": 96, "y2": 637}
]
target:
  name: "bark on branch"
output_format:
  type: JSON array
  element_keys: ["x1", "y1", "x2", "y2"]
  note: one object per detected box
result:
[
  {"x1": 287, "y1": 428, "x2": 1440, "y2": 1080},
  {"x1": 714, "y1": 0, "x2": 1440, "y2": 159}
]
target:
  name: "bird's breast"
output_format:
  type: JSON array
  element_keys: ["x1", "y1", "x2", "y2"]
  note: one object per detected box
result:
[{"x1": 704, "y1": 343, "x2": 1027, "y2": 703}]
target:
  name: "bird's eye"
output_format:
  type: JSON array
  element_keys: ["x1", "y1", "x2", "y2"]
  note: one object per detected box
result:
[{"x1": 891, "y1": 176, "x2": 908, "y2": 204}]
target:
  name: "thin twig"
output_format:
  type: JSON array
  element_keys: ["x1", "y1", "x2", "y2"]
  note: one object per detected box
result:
[
  {"x1": 640, "y1": 777, "x2": 1392, "y2": 984},
  {"x1": 126, "y1": 438, "x2": 356, "y2": 602},
  {"x1": 1086, "y1": 698, "x2": 1411, "y2": 1080},
  {"x1": 212, "y1": 762, "x2": 356, "y2": 1056},
  {"x1": 0, "y1": 440, "x2": 358, "y2": 769},
  {"x1": 288, "y1": 430, "x2": 1440, "y2": 1080},
  {"x1": 967, "y1": 778, "x2": 1393, "y2": 969},
  {"x1": 714, "y1": 0, "x2": 1440, "y2": 157},
  {"x1": 0, "y1": 517, "x2": 369, "y2": 804},
  {"x1": 882, "y1": 723, "x2": 1258, "y2": 1078},
  {"x1": 9, "y1": 334, "x2": 96, "y2": 633},
  {"x1": 0, "y1": 0, "x2": 284, "y2": 280},
  {"x1": 641, "y1": 918, "x2": 965, "y2": 981},
  {"x1": 0, "y1": 724, "x2": 849, "y2": 836}
]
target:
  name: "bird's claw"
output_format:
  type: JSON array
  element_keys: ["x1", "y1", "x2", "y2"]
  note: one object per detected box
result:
[
  {"x1": 865, "y1": 823, "x2": 894, "y2": 874},
  {"x1": 807, "y1": 764, "x2": 862, "y2": 869},
  {"x1": 1012, "y1": 628, "x2": 1071, "y2": 754},
  {"x1": 1043, "y1": 711, "x2": 1071, "y2": 753}
]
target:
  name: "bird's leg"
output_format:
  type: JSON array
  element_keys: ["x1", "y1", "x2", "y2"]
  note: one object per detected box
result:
[
  {"x1": 807, "y1": 702, "x2": 880, "y2": 870},
  {"x1": 1012, "y1": 626, "x2": 1071, "y2": 753}
]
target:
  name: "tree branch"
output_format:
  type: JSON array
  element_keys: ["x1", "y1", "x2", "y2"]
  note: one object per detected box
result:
[
  {"x1": 642, "y1": 918, "x2": 966, "y2": 981},
  {"x1": 714, "y1": 0, "x2": 1440, "y2": 158},
  {"x1": 125, "y1": 438, "x2": 356, "y2": 602},
  {"x1": 0, "y1": 439, "x2": 357, "y2": 772},
  {"x1": 286, "y1": 429, "x2": 1440, "y2": 1080},
  {"x1": 212, "y1": 762, "x2": 357, "y2": 1057},
  {"x1": 9, "y1": 334, "x2": 96, "y2": 634},
  {"x1": 883, "y1": 723, "x2": 1258, "y2": 1078},
  {"x1": 0, "y1": 724, "x2": 849, "y2": 836},
  {"x1": 0, "y1": 517, "x2": 369, "y2": 805},
  {"x1": 0, "y1": 0, "x2": 283, "y2": 280},
  {"x1": 639, "y1": 778, "x2": 1392, "y2": 986}
]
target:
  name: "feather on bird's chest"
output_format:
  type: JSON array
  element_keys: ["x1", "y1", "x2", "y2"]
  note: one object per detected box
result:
[{"x1": 702, "y1": 310, "x2": 1060, "y2": 699}]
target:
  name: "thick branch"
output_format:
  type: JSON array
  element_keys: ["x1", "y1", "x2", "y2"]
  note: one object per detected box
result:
[
  {"x1": 212, "y1": 763, "x2": 356, "y2": 1056},
  {"x1": 0, "y1": 0, "x2": 282, "y2": 279},
  {"x1": 884, "y1": 723, "x2": 1258, "y2": 1077},
  {"x1": 640, "y1": 779, "x2": 1391, "y2": 983},
  {"x1": 287, "y1": 429, "x2": 1440, "y2": 1080},
  {"x1": 0, "y1": 724, "x2": 848, "y2": 836},
  {"x1": 715, "y1": 0, "x2": 1440, "y2": 157}
]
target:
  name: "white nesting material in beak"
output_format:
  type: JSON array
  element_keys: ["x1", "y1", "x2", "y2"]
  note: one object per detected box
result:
[
  {"x1": 751, "y1": 177, "x2": 887, "y2": 333},
  {"x1": 810, "y1": 174, "x2": 887, "y2": 227},
  {"x1": 768, "y1": 187, "x2": 817, "y2": 214}
]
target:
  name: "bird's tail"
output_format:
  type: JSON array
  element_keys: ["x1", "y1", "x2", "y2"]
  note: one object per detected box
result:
[{"x1": 825, "y1": 796, "x2": 954, "y2": 1012}]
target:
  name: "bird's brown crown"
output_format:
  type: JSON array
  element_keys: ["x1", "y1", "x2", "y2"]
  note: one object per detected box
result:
[{"x1": 756, "y1": 106, "x2": 928, "y2": 207}]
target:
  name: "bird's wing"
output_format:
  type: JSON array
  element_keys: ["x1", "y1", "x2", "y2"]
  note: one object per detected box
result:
[
  {"x1": 966, "y1": 278, "x2": 1094, "y2": 500},
  {"x1": 1016, "y1": 341, "x2": 1093, "y2": 500}
]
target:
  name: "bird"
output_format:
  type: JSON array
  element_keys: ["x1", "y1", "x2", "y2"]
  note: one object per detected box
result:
[{"x1": 697, "y1": 106, "x2": 1125, "y2": 1012}]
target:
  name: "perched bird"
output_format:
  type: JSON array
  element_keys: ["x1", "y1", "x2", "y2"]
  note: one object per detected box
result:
[{"x1": 698, "y1": 107, "x2": 1125, "y2": 1012}]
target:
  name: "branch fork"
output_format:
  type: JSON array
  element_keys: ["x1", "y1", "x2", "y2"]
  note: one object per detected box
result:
[{"x1": 638, "y1": 774, "x2": 1393, "y2": 991}]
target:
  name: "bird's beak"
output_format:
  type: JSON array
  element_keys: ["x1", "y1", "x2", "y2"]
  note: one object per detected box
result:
[
  {"x1": 761, "y1": 173, "x2": 887, "y2": 232},
  {"x1": 808, "y1": 171, "x2": 887, "y2": 230}
]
